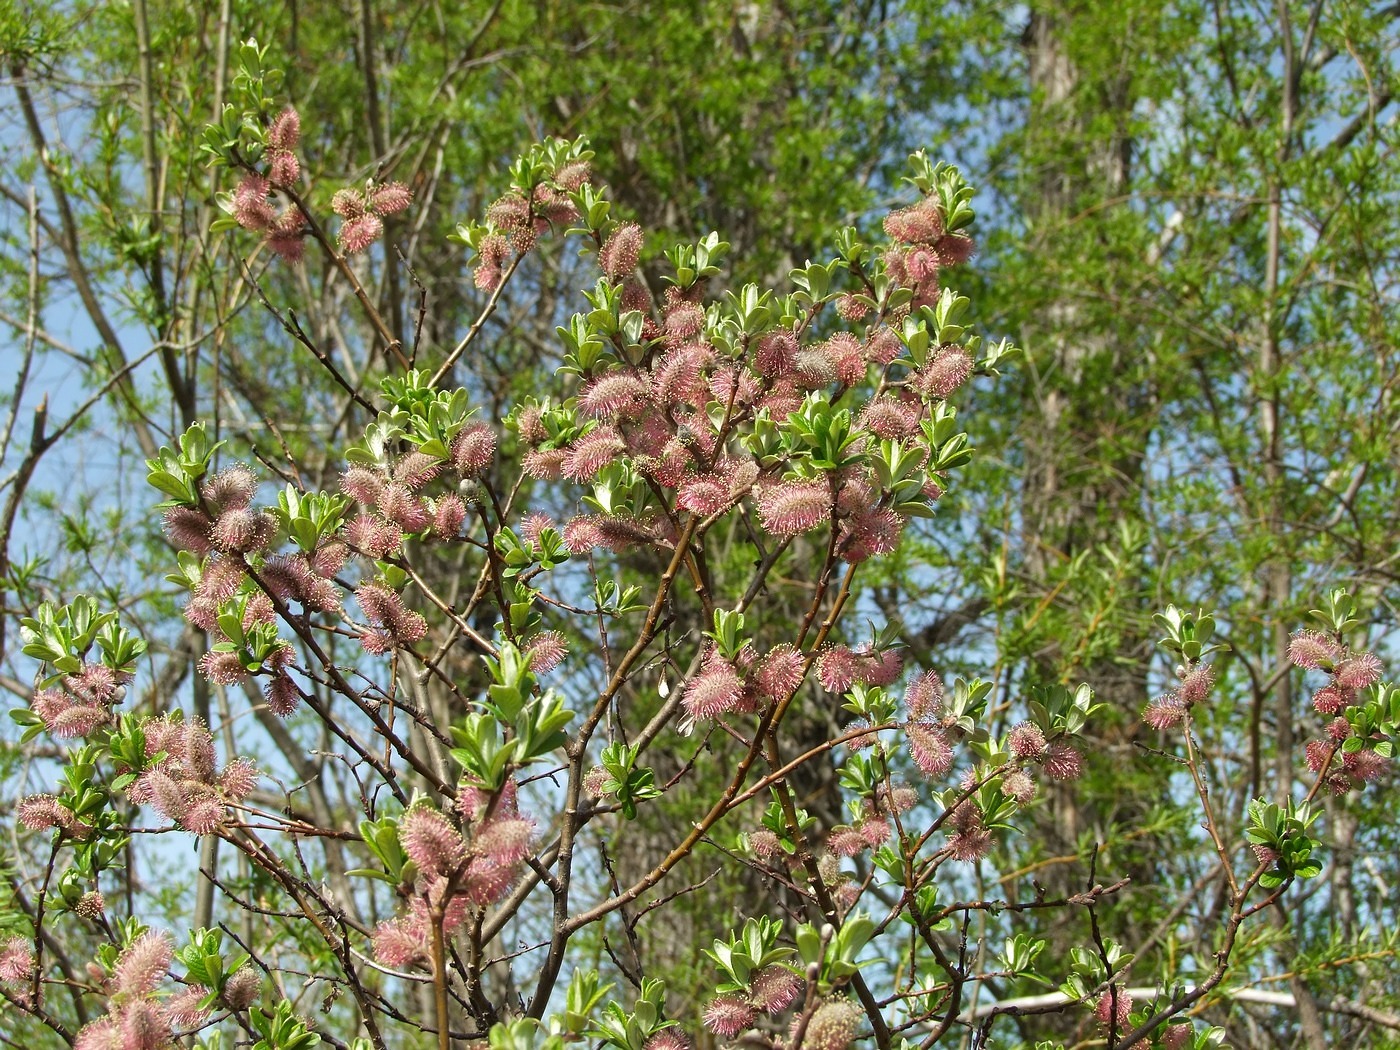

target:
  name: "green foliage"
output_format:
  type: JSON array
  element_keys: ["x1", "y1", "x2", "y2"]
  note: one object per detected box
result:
[
  {"x1": 595, "y1": 742, "x2": 661, "y2": 820},
  {"x1": 250, "y1": 1000, "x2": 320, "y2": 1050}
]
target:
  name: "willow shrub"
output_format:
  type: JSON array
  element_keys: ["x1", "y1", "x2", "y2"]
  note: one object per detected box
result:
[{"x1": 4, "y1": 42, "x2": 1396, "y2": 1050}]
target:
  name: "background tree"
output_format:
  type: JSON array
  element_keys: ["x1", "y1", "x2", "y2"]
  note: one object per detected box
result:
[{"x1": 956, "y1": 6, "x2": 1400, "y2": 1046}]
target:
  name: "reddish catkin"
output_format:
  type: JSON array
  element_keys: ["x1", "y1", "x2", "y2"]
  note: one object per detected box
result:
[
  {"x1": 749, "y1": 965, "x2": 803, "y2": 1013},
  {"x1": 1007, "y1": 722, "x2": 1047, "y2": 759},
  {"x1": 523, "y1": 631, "x2": 568, "y2": 673},
  {"x1": 757, "y1": 479, "x2": 830, "y2": 536},
  {"x1": 912, "y1": 346, "x2": 974, "y2": 400},
  {"x1": 579, "y1": 371, "x2": 651, "y2": 420},
  {"x1": 400, "y1": 805, "x2": 467, "y2": 879},
  {"x1": 232, "y1": 175, "x2": 275, "y2": 230},
  {"x1": 600, "y1": 222, "x2": 642, "y2": 280},
  {"x1": 1288, "y1": 629, "x2": 1339, "y2": 669},
  {"x1": 907, "y1": 722, "x2": 955, "y2": 777},
  {"x1": 1336, "y1": 650, "x2": 1382, "y2": 690},
  {"x1": 1144, "y1": 695, "x2": 1186, "y2": 729},
  {"x1": 113, "y1": 932, "x2": 173, "y2": 996},
  {"x1": 905, "y1": 670, "x2": 946, "y2": 721},
  {"x1": 755, "y1": 644, "x2": 805, "y2": 700},
  {"x1": 681, "y1": 654, "x2": 744, "y2": 720},
  {"x1": 0, "y1": 938, "x2": 35, "y2": 985},
  {"x1": 883, "y1": 197, "x2": 944, "y2": 244},
  {"x1": 703, "y1": 995, "x2": 756, "y2": 1039}
]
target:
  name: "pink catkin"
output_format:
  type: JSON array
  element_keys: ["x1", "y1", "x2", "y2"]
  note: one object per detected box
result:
[
  {"x1": 1341, "y1": 748, "x2": 1388, "y2": 785},
  {"x1": 913, "y1": 346, "x2": 973, "y2": 400},
  {"x1": 757, "y1": 479, "x2": 830, "y2": 536},
  {"x1": 232, "y1": 175, "x2": 275, "y2": 230},
  {"x1": 463, "y1": 857, "x2": 518, "y2": 905},
  {"x1": 268, "y1": 107, "x2": 300, "y2": 151},
  {"x1": 376, "y1": 483, "x2": 431, "y2": 532},
  {"x1": 561, "y1": 515, "x2": 602, "y2": 553},
  {"x1": 1007, "y1": 722, "x2": 1047, "y2": 760},
  {"x1": 1312, "y1": 685, "x2": 1351, "y2": 715},
  {"x1": 368, "y1": 182, "x2": 413, "y2": 215},
  {"x1": 17, "y1": 794, "x2": 72, "y2": 832},
  {"x1": 393, "y1": 452, "x2": 442, "y2": 490},
  {"x1": 1043, "y1": 741, "x2": 1084, "y2": 781},
  {"x1": 1178, "y1": 663, "x2": 1215, "y2": 704},
  {"x1": 551, "y1": 160, "x2": 591, "y2": 192},
  {"x1": 1095, "y1": 988, "x2": 1132, "y2": 1029},
  {"x1": 163, "y1": 507, "x2": 214, "y2": 553},
  {"x1": 580, "y1": 372, "x2": 652, "y2": 420},
  {"x1": 756, "y1": 644, "x2": 805, "y2": 700},
  {"x1": 400, "y1": 806, "x2": 466, "y2": 879},
  {"x1": 523, "y1": 631, "x2": 568, "y2": 673},
  {"x1": 828, "y1": 826, "x2": 868, "y2": 857},
  {"x1": 332, "y1": 188, "x2": 367, "y2": 219},
  {"x1": 865, "y1": 328, "x2": 905, "y2": 366},
  {"x1": 519, "y1": 512, "x2": 555, "y2": 545},
  {"x1": 218, "y1": 759, "x2": 258, "y2": 801},
  {"x1": 474, "y1": 234, "x2": 509, "y2": 291},
  {"x1": 884, "y1": 199, "x2": 944, "y2": 244},
  {"x1": 681, "y1": 656, "x2": 744, "y2": 720},
  {"x1": 373, "y1": 915, "x2": 428, "y2": 969},
  {"x1": 583, "y1": 766, "x2": 611, "y2": 797},
  {"x1": 522, "y1": 448, "x2": 566, "y2": 480},
  {"x1": 339, "y1": 213, "x2": 383, "y2": 254},
  {"x1": 677, "y1": 472, "x2": 733, "y2": 516},
  {"x1": 34, "y1": 694, "x2": 107, "y2": 738},
  {"x1": 653, "y1": 345, "x2": 712, "y2": 406},
  {"x1": 0, "y1": 938, "x2": 34, "y2": 984},
  {"x1": 1001, "y1": 768, "x2": 1037, "y2": 803},
  {"x1": 905, "y1": 671, "x2": 945, "y2": 720},
  {"x1": 821, "y1": 333, "x2": 868, "y2": 386},
  {"x1": 755, "y1": 331, "x2": 798, "y2": 378},
  {"x1": 859, "y1": 395, "x2": 922, "y2": 439},
  {"x1": 474, "y1": 816, "x2": 534, "y2": 867},
  {"x1": 816, "y1": 646, "x2": 860, "y2": 693},
  {"x1": 198, "y1": 650, "x2": 248, "y2": 686},
  {"x1": 750, "y1": 965, "x2": 803, "y2": 1013},
  {"x1": 265, "y1": 674, "x2": 301, "y2": 717},
  {"x1": 487, "y1": 193, "x2": 529, "y2": 230},
  {"x1": 221, "y1": 967, "x2": 260, "y2": 1010},
  {"x1": 73, "y1": 1020, "x2": 122, "y2": 1050},
  {"x1": 703, "y1": 995, "x2": 756, "y2": 1039},
  {"x1": 600, "y1": 223, "x2": 642, "y2": 280},
  {"x1": 860, "y1": 648, "x2": 904, "y2": 686},
  {"x1": 451, "y1": 423, "x2": 497, "y2": 475},
  {"x1": 936, "y1": 234, "x2": 976, "y2": 266},
  {"x1": 562, "y1": 427, "x2": 626, "y2": 481},
  {"x1": 209, "y1": 507, "x2": 273, "y2": 553},
  {"x1": 432, "y1": 494, "x2": 467, "y2": 538},
  {"x1": 181, "y1": 795, "x2": 227, "y2": 835},
  {"x1": 908, "y1": 722, "x2": 954, "y2": 777},
  {"x1": 947, "y1": 823, "x2": 993, "y2": 863},
  {"x1": 860, "y1": 816, "x2": 891, "y2": 846},
  {"x1": 268, "y1": 150, "x2": 299, "y2": 189},
  {"x1": 120, "y1": 1001, "x2": 173, "y2": 1050},
  {"x1": 113, "y1": 931, "x2": 173, "y2": 996},
  {"x1": 165, "y1": 986, "x2": 210, "y2": 1029},
  {"x1": 1288, "y1": 630, "x2": 1340, "y2": 669},
  {"x1": 1144, "y1": 696, "x2": 1186, "y2": 730},
  {"x1": 1336, "y1": 650, "x2": 1383, "y2": 690}
]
